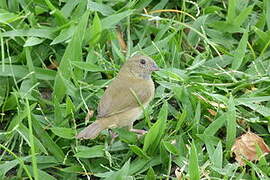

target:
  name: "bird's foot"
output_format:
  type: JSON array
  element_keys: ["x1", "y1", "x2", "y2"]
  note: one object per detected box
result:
[{"x1": 129, "y1": 128, "x2": 148, "y2": 135}]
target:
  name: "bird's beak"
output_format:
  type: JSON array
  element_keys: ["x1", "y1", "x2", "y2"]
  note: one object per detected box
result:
[{"x1": 151, "y1": 63, "x2": 160, "y2": 71}]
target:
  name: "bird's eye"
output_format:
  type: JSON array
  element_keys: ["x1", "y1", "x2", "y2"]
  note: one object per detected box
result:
[{"x1": 140, "y1": 59, "x2": 146, "y2": 65}]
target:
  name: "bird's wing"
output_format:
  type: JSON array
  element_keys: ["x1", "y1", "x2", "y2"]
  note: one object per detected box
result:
[{"x1": 97, "y1": 78, "x2": 154, "y2": 118}]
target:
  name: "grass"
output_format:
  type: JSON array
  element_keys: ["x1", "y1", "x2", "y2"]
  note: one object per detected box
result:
[{"x1": 0, "y1": 0, "x2": 270, "y2": 179}]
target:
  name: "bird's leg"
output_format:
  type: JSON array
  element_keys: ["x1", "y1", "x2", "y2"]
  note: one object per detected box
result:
[{"x1": 109, "y1": 129, "x2": 118, "y2": 144}]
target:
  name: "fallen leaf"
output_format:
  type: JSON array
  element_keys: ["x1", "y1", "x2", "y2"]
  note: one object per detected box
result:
[
  {"x1": 116, "y1": 26, "x2": 127, "y2": 51},
  {"x1": 47, "y1": 60, "x2": 59, "y2": 70},
  {"x1": 194, "y1": 93, "x2": 226, "y2": 109},
  {"x1": 175, "y1": 167, "x2": 182, "y2": 180},
  {"x1": 207, "y1": 109, "x2": 217, "y2": 116},
  {"x1": 231, "y1": 132, "x2": 270, "y2": 165}
]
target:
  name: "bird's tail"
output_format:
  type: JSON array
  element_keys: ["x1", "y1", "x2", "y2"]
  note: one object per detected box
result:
[{"x1": 76, "y1": 121, "x2": 104, "y2": 139}]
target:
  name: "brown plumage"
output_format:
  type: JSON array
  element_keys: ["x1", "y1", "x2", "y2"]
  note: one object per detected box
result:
[{"x1": 76, "y1": 55, "x2": 159, "y2": 139}]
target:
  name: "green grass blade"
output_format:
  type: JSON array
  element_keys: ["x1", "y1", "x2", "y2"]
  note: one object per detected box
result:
[
  {"x1": 189, "y1": 141, "x2": 200, "y2": 180},
  {"x1": 264, "y1": 0, "x2": 270, "y2": 30},
  {"x1": 53, "y1": 10, "x2": 90, "y2": 102},
  {"x1": 102, "y1": 10, "x2": 134, "y2": 29},
  {"x1": 26, "y1": 100, "x2": 39, "y2": 180},
  {"x1": 204, "y1": 113, "x2": 226, "y2": 136},
  {"x1": 231, "y1": 31, "x2": 248, "y2": 70},
  {"x1": 32, "y1": 116, "x2": 65, "y2": 162},
  {"x1": 212, "y1": 141, "x2": 223, "y2": 169},
  {"x1": 226, "y1": 97, "x2": 236, "y2": 151},
  {"x1": 227, "y1": 0, "x2": 236, "y2": 24},
  {"x1": 0, "y1": 144, "x2": 33, "y2": 180},
  {"x1": 143, "y1": 102, "x2": 168, "y2": 155}
]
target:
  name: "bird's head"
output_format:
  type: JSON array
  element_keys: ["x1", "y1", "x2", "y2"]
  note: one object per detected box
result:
[{"x1": 120, "y1": 55, "x2": 159, "y2": 79}]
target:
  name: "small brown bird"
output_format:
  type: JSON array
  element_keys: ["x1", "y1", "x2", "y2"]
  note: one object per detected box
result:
[{"x1": 76, "y1": 55, "x2": 159, "y2": 139}]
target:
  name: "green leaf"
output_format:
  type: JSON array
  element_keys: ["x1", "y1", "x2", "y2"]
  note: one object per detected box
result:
[
  {"x1": 253, "y1": 26, "x2": 270, "y2": 44},
  {"x1": 203, "y1": 55, "x2": 233, "y2": 68},
  {"x1": 7, "y1": 104, "x2": 36, "y2": 132},
  {"x1": 211, "y1": 141, "x2": 223, "y2": 169},
  {"x1": 104, "y1": 159, "x2": 130, "y2": 180},
  {"x1": 0, "y1": 65, "x2": 56, "y2": 80},
  {"x1": 227, "y1": 0, "x2": 236, "y2": 24},
  {"x1": 25, "y1": 47, "x2": 37, "y2": 85},
  {"x1": 44, "y1": 0, "x2": 68, "y2": 25},
  {"x1": 17, "y1": 124, "x2": 48, "y2": 154},
  {"x1": 50, "y1": 127, "x2": 76, "y2": 139},
  {"x1": 114, "y1": 128, "x2": 137, "y2": 144},
  {"x1": 234, "y1": 5, "x2": 253, "y2": 26},
  {"x1": 236, "y1": 96, "x2": 270, "y2": 104},
  {"x1": 143, "y1": 102, "x2": 168, "y2": 155},
  {"x1": 50, "y1": 25, "x2": 75, "y2": 45},
  {"x1": 210, "y1": 21, "x2": 244, "y2": 33},
  {"x1": 188, "y1": 15, "x2": 208, "y2": 46},
  {"x1": 102, "y1": 10, "x2": 134, "y2": 29},
  {"x1": 204, "y1": 113, "x2": 226, "y2": 136},
  {"x1": 53, "y1": 10, "x2": 90, "y2": 101},
  {"x1": 231, "y1": 31, "x2": 248, "y2": 70},
  {"x1": 24, "y1": 37, "x2": 44, "y2": 47},
  {"x1": 89, "y1": 12, "x2": 102, "y2": 46},
  {"x1": 189, "y1": 141, "x2": 200, "y2": 180},
  {"x1": 135, "y1": 0, "x2": 153, "y2": 9},
  {"x1": 142, "y1": 32, "x2": 177, "y2": 55},
  {"x1": 27, "y1": 165, "x2": 57, "y2": 180},
  {"x1": 0, "y1": 9, "x2": 21, "y2": 23},
  {"x1": 32, "y1": 116, "x2": 65, "y2": 162},
  {"x1": 197, "y1": 134, "x2": 220, "y2": 146},
  {"x1": 144, "y1": 167, "x2": 155, "y2": 180},
  {"x1": 129, "y1": 145, "x2": 149, "y2": 159},
  {"x1": 129, "y1": 157, "x2": 162, "y2": 175},
  {"x1": 0, "y1": 156, "x2": 30, "y2": 176},
  {"x1": 75, "y1": 145, "x2": 104, "y2": 158},
  {"x1": 87, "y1": 1, "x2": 115, "y2": 16},
  {"x1": 60, "y1": 165, "x2": 83, "y2": 173},
  {"x1": 237, "y1": 102, "x2": 270, "y2": 117},
  {"x1": 65, "y1": 96, "x2": 75, "y2": 116},
  {"x1": 61, "y1": 1, "x2": 80, "y2": 18},
  {"x1": 226, "y1": 97, "x2": 236, "y2": 150},
  {"x1": 71, "y1": 61, "x2": 106, "y2": 72},
  {"x1": 2, "y1": 28, "x2": 56, "y2": 39},
  {"x1": 264, "y1": 0, "x2": 270, "y2": 30},
  {"x1": 162, "y1": 141, "x2": 180, "y2": 155}
]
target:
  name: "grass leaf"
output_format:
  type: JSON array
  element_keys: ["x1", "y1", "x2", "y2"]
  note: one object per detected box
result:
[
  {"x1": 189, "y1": 141, "x2": 200, "y2": 180},
  {"x1": 50, "y1": 127, "x2": 76, "y2": 139},
  {"x1": 143, "y1": 102, "x2": 168, "y2": 155},
  {"x1": 231, "y1": 31, "x2": 248, "y2": 70},
  {"x1": 75, "y1": 145, "x2": 104, "y2": 158},
  {"x1": 226, "y1": 97, "x2": 236, "y2": 150}
]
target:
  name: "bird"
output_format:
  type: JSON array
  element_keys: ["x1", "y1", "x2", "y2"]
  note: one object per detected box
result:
[{"x1": 76, "y1": 55, "x2": 159, "y2": 139}]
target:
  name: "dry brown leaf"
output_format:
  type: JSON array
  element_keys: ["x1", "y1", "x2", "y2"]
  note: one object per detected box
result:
[
  {"x1": 207, "y1": 109, "x2": 217, "y2": 116},
  {"x1": 244, "y1": 86, "x2": 257, "y2": 94},
  {"x1": 250, "y1": 86, "x2": 257, "y2": 91},
  {"x1": 116, "y1": 27, "x2": 127, "y2": 51},
  {"x1": 204, "y1": 115, "x2": 213, "y2": 122},
  {"x1": 175, "y1": 167, "x2": 182, "y2": 180},
  {"x1": 194, "y1": 93, "x2": 226, "y2": 109},
  {"x1": 47, "y1": 60, "x2": 59, "y2": 70},
  {"x1": 231, "y1": 132, "x2": 270, "y2": 165}
]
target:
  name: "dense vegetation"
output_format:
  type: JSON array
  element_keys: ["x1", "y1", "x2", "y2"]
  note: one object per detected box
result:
[{"x1": 0, "y1": 0, "x2": 270, "y2": 179}]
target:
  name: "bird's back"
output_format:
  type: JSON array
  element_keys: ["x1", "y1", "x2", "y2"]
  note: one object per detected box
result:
[{"x1": 97, "y1": 75, "x2": 155, "y2": 119}]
